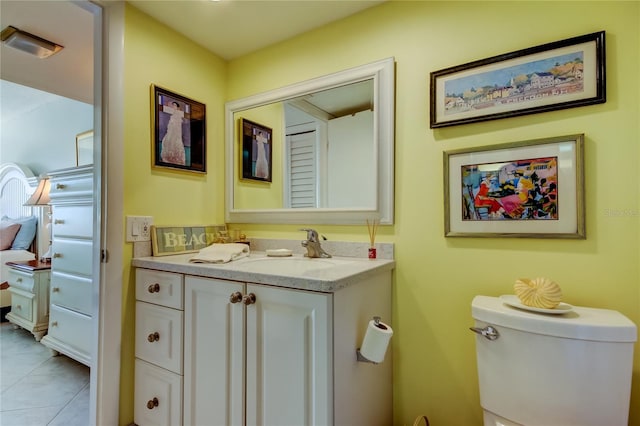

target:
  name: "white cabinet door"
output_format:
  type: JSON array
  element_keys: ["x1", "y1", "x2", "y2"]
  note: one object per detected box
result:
[
  {"x1": 246, "y1": 284, "x2": 332, "y2": 426},
  {"x1": 184, "y1": 277, "x2": 245, "y2": 426}
]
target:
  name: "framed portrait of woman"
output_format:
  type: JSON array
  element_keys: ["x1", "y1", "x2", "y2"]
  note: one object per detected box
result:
[
  {"x1": 240, "y1": 118, "x2": 272, "y2": 182},
  {"x1": 151, "y1": 85, "x2": 206, "y2": 173}
]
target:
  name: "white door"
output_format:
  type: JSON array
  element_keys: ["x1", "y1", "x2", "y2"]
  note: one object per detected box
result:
[
  {"x1": 245, "y1": 284, "x2": 333, "y2": 426},
  {"x1": 184, "y1": 277, "x2": 245, "y2": 426}
]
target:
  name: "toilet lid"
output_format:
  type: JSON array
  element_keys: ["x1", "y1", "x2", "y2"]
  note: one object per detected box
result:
[{"x1": 472, "y1": 295, "x2": 637, "y2": 342}]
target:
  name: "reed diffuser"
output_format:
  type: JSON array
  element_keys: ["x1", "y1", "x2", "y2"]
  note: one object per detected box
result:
[{"x1": 367, "y1": 219, "x2": 379, "y2": 259}]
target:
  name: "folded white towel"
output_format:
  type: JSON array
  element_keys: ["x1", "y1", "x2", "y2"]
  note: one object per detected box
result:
[{"x1": 189, "y1": 243, "x2": 250, "y2": 264}]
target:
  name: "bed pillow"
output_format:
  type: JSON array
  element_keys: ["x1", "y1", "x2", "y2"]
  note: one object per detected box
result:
[
  {"x1": 0, "y1": 221, "x2": 22, "y2": 250},
  {"x1": 2, "y1": 216, "x2": 37, "y2": 250}
]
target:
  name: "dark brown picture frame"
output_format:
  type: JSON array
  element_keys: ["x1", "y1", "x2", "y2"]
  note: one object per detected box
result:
[
  {"x1": 152, "y1": 85, "x2": 206, "y2": 173},
  {"x1": 430, "y1": 31, "x2": 605, "y2": 128}
]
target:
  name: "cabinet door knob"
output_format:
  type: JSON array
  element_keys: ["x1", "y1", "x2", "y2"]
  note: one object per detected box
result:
[
  {"x1": 52, "y1": 287, "x2": 60, "y2": 292},
  {"x1": 51, "y1": 321, "x2": 58, "y2": 327},
  {"x1": 229, "y1": 291, "x2": 243, "y2": 304},
  {"x1": 242, "y1": 293, "x2": 256, "y2": 305},
  {"x1": 147, "y1": 283, "x2": 160, "y2": 293},
  {"x1": 56, "y1": 183, "x2": 66, "y2": 190},
  {"x1": 146, "y1": 397, "x2": 159, "y2": 409},
  {"x1": 15, "y1": 304, "x2": 22, "y2": 310},
  {"x1": 16, "y1": 278, "x2": 22, "y2": 283},
  {"x1": 147, "y1": 332, "x2": 160, "y2": 342}
]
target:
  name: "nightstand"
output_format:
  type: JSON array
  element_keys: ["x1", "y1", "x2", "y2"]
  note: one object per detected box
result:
[{"x1": 5, "y1": 260, "x2": 51, "y2": 341}]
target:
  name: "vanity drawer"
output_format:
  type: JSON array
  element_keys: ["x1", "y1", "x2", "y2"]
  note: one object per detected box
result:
[
  {"x1": 52, "y1": 205, "x2": 93, "y2": 238},
  {"x1": 10, "y1": 291, "x2": 33, "y2": 322},
  {"x1": 136, "y1": 269, "x2": 183, "y2": 310},
  {"x1": 48, "y1": 304, "x2": 92, "y2": 355},
  {"x1": 135, "y1": 359, "x2": 183, "y2": 426},
  {"x1": 50, "y1": 272, "x2": 92, "y2": 315},
  {"x1": 136, "y1": 301, "x2": 183, "y2": 374},
  {"x1": 51, "y1": 238, "x2": 93, "y2": 276},
  {"x1": 7, "y1": 269, "x2": 36, "y2": 292}
]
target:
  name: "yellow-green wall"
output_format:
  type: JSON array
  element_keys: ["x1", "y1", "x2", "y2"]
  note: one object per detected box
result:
[
  {"x1": 120, "y1": 4, "x2": 227, "y2": 423},
  {"x1": 234, "y1": 103, "x2": 284, "y2": 209},
  {"x1": 121, "y1": 2, "x2": 640, "y2": 425}
]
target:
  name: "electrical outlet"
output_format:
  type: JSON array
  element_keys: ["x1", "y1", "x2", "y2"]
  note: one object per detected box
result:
[{"x1": 126, "y1": 216, "x2": 154, "y2": 242}]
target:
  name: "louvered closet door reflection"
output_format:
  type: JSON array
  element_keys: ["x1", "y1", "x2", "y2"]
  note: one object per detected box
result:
[{"x1": 288, "y1": 131, "x2": 317, "y2": 208}]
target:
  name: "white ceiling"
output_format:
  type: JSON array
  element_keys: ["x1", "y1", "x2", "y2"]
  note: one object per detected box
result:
[
  {"x1": 0, "y1": 0, "x2": 385, "y2": 109},
  {"x1": 0, "y1": 1, "x2": 94, "y2": 104}
]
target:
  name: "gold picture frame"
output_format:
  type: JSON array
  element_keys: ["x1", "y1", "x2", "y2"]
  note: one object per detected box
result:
[{"x1": 76, "y1": 130, "x2": 93, "y2": 166}]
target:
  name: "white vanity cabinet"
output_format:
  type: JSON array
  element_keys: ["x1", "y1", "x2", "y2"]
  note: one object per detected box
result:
[
  {"x1": 41, "y1": 165, "x2": 93, "y2": 366},
  {"x1": 133, "y1": 254, "x2": 393, "y2": 426},
  {"x1": 184, "y1": 276, "x2": 331, "y2": 426}
]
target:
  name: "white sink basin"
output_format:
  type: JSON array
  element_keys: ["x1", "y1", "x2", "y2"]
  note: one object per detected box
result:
[{"x1": 235, "y1": 256, "x2": 354, "y2": 275}]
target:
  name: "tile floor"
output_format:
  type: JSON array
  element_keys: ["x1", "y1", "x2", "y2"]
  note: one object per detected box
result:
[{"x1": 0, "y1": 322, "x2": 90, "y2": 426}]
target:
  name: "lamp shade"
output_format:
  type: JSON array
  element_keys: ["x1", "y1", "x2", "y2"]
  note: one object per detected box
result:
[{"x1": 24, "y1": 177, "x2": 51, "y2": 206}]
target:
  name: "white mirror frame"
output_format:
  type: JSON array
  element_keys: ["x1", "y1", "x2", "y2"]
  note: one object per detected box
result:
[{"x1": 225, "y1": 57, "x2": 395, "y2": 225}]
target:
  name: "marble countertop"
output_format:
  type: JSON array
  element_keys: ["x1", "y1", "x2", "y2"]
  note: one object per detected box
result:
[{"x1": 132, "y1": 252, "x2": 395, "y2": 293}]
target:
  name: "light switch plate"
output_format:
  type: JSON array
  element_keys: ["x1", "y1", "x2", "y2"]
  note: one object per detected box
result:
[{"x1": 126, "y1": 216, "x2": 154, "y2": 242}]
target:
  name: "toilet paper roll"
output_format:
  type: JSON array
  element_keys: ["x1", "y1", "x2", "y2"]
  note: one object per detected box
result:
[{"x1": 360, "y1": 318, "x2": 393, "y2": 363}]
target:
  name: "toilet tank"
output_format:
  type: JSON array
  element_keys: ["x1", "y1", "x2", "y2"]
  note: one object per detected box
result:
[{"x1": 471, "y1": 295, "x2": 637, "y2": 426}]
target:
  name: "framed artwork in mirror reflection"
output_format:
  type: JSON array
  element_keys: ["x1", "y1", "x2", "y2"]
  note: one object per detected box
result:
[
  {"x1": 151, "y1": 85, "x2": 206, "y2": 173},
  {"x1": 241, "y1": 118, "x2": 272, "y2": 182}
]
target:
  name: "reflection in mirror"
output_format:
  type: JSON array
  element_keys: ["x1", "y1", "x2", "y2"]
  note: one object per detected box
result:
[
  {"x1": 284, "y1": 80, "x2": 374, "y2": 209},
  {"x1": 225, "y1": 57, "x2": 395, "y2": 225}
]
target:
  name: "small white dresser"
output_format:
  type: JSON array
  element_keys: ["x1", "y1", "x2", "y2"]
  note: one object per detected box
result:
[
  {"x1": 5, "y1": 260, "x2": 51, "y2": 341},
  {"x1": 40, "y1": 165, "x2": 93, "y2": 366}
]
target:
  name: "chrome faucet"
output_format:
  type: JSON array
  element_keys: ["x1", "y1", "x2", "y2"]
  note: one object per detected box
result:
[{"x1": 300, "y1": 228, "x2": 331, "y2": 258}]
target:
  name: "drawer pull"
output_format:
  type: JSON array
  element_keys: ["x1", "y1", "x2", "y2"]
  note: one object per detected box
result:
[
  {"x1": 147, "y1": 397, "x2": 159, "y2": 409},
  {"x1": 15, "y1": 304, "x2": 22, "y2": 310},
  {"x1": 147, "y1": 283, "x2": 160, "y2": 293},
  {"x1": 16, "y1": 278, "x2": 22, "y2": 283},
  {"x1": 242, "y1": 293, "x2": 256, "y2": 305},
  {"x1": 52, "y1": 287, "x2": 60, "y2": 292},
  {"x1": 53, "y1": 253, "x2": 63, "y2": 258},
  {"x1": 230, "y1": 291, "x2": 243, "y2": 304},
  {"x1": 147, "y1": 332, "x2": 160, "y2": 342},
  {"x1": 54, "y1": 219, "x2": 65, "y2": 224},
  {"x1": 56, "y1": 183, "x2": 66, "y2": 190},
  {"x1": 51, "y1": 321, "x2": 58, "y2": 327}
]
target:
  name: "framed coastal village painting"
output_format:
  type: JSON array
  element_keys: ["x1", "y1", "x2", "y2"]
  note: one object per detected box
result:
[{"x1": 430, "y1": 31, "x2": 605, "y2": 128}]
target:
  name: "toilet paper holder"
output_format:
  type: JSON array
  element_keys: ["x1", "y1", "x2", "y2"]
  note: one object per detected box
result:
[
  {"x1": 356, "y1": 349, "x2": 378, "y2": 364},
  {"x1": 356, "y1": 316, "x2": 384, "y2": 364}
]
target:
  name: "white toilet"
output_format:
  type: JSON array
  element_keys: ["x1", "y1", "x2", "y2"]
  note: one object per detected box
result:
[{"x1": 471, "y1": 295, "x2": 637, "y2": 426}]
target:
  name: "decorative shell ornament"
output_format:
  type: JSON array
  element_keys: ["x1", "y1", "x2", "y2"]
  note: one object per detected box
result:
[{"x1": 514, "y1": 277, "x2": 563, "y2": 309}]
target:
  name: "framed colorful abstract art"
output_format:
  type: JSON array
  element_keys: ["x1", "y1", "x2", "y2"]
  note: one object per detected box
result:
[{"x1": 444, "y1": 134, "x2": 585, "y2": 238}]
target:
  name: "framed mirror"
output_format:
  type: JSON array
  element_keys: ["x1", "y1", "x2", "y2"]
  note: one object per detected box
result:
[{"x1": 225, "y1": 57, "x2": 395, "y2": 225}]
